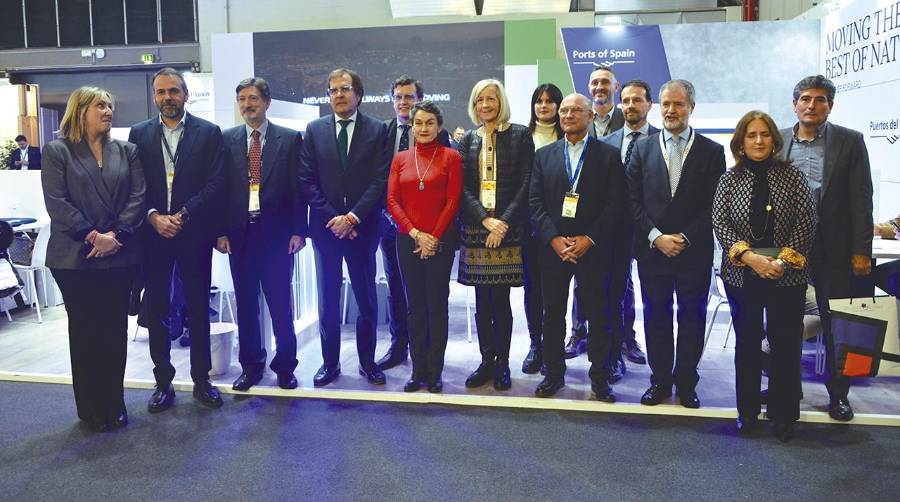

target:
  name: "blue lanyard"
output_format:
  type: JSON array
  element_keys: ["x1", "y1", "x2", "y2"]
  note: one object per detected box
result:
[{"x1": 565, "y1": 140, "x2": 587, "y2": 191}]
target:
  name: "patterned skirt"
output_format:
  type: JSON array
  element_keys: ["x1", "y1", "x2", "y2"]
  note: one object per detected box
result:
[{"x1": 457, "y1": 223, "x2": 524, "y2": 287}]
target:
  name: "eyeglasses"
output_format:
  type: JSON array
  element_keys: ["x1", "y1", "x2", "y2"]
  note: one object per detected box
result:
[
  {"x1": 392, "y1": 94, "x2": 417, "y2": 102},
  {"x1": 327, "y1": 85, "x2": 354, "y2": 96},
  {"x1": 558, "y1": 107, "x2": 587, "y2": 115}
]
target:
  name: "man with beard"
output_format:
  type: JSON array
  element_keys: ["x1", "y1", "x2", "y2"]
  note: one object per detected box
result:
[
  {"x1": 594, "y1": 79, "x2": 657, "y2": 383},
  {"x1": 588, "y1": 64, "x2": 624, "y2": 138},
  {"x1": 129, "y1": 67, "x2": 227, "y2": 412},
  {"x1": 627, "y1": 79, "x2": 725, "y2": 409}
]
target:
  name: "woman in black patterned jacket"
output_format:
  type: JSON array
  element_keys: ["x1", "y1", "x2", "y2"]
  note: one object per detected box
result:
[
  {"x1": 712, "y1": 110, "x2": 816, "y2": 442},
  {"x1": 457, "y1": 79, "x2": 535, "y2": 391}
]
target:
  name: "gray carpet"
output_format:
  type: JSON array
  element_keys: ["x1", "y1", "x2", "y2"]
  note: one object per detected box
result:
[{"x1": 1, "y1": 381, "x2": 898, "y2": 501}]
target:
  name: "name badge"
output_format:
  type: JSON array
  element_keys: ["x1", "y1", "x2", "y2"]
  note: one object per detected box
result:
[
  {"x1": 249, "y1": 183, "x2": 261, "y2": 212},
  {"x1": 562, "y1": 192, "x2": 579, "y2": 218},
  {"x1": 481, "y1": 180, "x2": 496, "y2": 209},
  {"x1": 167, "y1": 171, "x2": 175, "y2": 191}
]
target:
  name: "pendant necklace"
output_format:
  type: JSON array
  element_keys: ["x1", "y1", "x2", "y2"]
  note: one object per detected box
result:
[{"x1": 414, "y1": 144, "x2": 438, "y2": 191}]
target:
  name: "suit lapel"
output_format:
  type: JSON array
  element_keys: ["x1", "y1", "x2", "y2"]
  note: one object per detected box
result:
[
  {"x1": 346, "y1": 114, "x2": 364, "y2": 168},
  {"x1": 173, "y1": 113, "x2": 198, "y2": 182},
  {"x1": 102, "y1": 141, "x2": 125, "y2": 201},
  {"x1": 260, "y1": 123, "x2": 278, "y2": 186},
  {"x1": 821, "y1": 124, "x2": 836, "y2": 200},
  {"x1": 70, "y1": 141, "x2": 115, "y2": 213},
  {"x1": 651, "y1": 137, "x2": 673, "y2": 203}
]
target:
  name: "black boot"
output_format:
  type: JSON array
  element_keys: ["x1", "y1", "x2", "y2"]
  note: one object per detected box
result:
[
  {"x1": 521, "y1": 344, "x2": 543, "y2": 374},
  {"x1": 465, "y1": 359, "x2": 496, "y2": 388}
]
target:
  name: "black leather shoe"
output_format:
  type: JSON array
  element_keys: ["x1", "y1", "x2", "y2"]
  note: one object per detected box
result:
[
  {"x1": 465, "y1": 360, "x2": 495, "y2": 388},
  {"x1": 313, "y1": 364, "x2": 341, "y2": 387},
  {"x1": 736, "y1": 416, "x2": 758, "y2": 434},
  {"x1": 193, "y1": 381, "x2": 223, "y2": 408},
  {"x1": 640, "y1": 384, "x2": 672, "y2": 406},
  {"x1": 277, "y1": 373, "x2": 298, "y2": 390},
  {"x1": 564, "y1": 335, "x2": 586, "y2": 359},
  {"x1": 112, "y1": 408, "x2": 128, "y2": 429},
  {"x1": 494, "y1": 360, "x2": 512, "y2": 391},
  {"x1": 591, "y1": 380, "x2": 616, "y2": 403},
  {"x1": 359, "y1": 365, "x2": 386, "y2": 385},
  {"x1": 678, "y1": 389, "x2": 701, "y2": 409},
  {"x1": 147, "y1": 383, "x2": 175, "y2": 413},
  {"x1": 376, "y1": 346, "x2": 409, "y2": 371},
  {"x1": 622, "y1": 339, "x2": 647, "y2": 364},
  {"x1": 404, "y1": 375, "x2": 423, "y2": 392},
  {"x1": 773, "y1": 422, "x2": 795, "y2": 443},
  {"x1": 427, "y1": 379, "x2": 443, "y2": 393},
  {"x1": 232, "y1": 371, "x2": 263, "y2": 391},
  {"x1": 521, "y1": 345, "x2": 543, "y2": 374},
  {"x1": 608, "y1": 359, "x2": 626, "y2": 384},
  {"x1": 829, "y1": 397, "x2": 854, "y2": 422},
  {"x1": 534, "y1": 376, "x2": 565, "y2": 398},
  {"x1": 85, "y1": 417, "x2": 110, "y2": 433}
]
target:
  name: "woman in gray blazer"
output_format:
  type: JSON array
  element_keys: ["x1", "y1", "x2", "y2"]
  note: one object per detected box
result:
[{"x1": 42, "y1": 86, "x2": 146, "y2": 432}]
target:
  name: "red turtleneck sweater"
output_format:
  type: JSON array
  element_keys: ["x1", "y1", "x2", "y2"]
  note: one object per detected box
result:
[{"x1": 387, "y1": 139, "x2": 462, "y2": 239}]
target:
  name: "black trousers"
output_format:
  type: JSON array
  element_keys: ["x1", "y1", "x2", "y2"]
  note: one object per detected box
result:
[
  {"x1": 144, "y1": 236, "x2": 214, "y2": 385},
  {"x1": 312, "y1": 231, "x2": 379, "y2": 369},
  {"x1": 541, "y1": 248, "x2": 612, "y2": 382},
  {"x1": 725, "y1": 280, "x2": 805, "y2": 423},
  {"x1": 379, "y1": 214, "x2": 409, "y2": 350},
  {"x1": 522, "y1": 232, "x2": 544, "y2": 349},
  {"x1": 396, "y1": 234, "x2": 454, "y2": 381},
  {"x1": 52, "y1": 266, "x2": 137, "y2": 423},
  {"x1": 229, "y1": 220, "x2": 298, "y2": 375},
  {"x1": 474, "y1": 285, "x2": 513, "y2": 362},
  {"x1": 637, "y1": 263, "x2": 711, "y2": 391}
]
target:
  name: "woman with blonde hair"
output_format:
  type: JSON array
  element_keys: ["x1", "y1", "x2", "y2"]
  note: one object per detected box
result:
[
  {"x1": 457, "y1": 79, "x2": 535, "y2": 390},
  {"x1": 42, "y1": 86, "x2": 146, "y2": 432}
]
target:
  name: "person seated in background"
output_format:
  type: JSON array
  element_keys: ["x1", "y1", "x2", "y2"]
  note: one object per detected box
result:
[
  {"x1": 9, "y1": 135, "x2": 42, "y2": 170},
  {"x1": 873, "y1": 217, "x2": 900, "y2": 296}
]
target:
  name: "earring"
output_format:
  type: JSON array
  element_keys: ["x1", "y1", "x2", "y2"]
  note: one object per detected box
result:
[{"x1": 739, "y1": 149, "x2": 744, "y2": 156}]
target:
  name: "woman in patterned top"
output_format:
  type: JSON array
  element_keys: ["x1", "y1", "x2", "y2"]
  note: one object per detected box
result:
[
  {"x1": 712, "y1": 110, "x2": 816, "y2": 442},
  {"x1": 457, "y1": 79, "x2": 535, "y2": 391}
]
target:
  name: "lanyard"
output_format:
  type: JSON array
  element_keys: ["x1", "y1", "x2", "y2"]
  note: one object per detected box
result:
[
  {"x1": 160, "y1": 123, "x2": 183, "y2": 167},
  {"x1": 659, "y1": 128, "x2": 695, "y2": 171},
  {"x1": 565, "y1": 140, "x2": 588, "y2": 192}
]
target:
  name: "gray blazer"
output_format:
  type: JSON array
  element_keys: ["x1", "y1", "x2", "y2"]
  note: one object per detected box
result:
[{"x1": 41, "y1": 138, "x2": 146, "y2": 269}]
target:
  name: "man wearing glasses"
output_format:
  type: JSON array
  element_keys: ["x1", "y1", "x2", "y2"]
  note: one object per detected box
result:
[
  {"x1": 299, "y1": 68, "x2": 390, "y2": 387},
  {"x1": 376, "y1": 75, "x2": 451, "y2": 371}
]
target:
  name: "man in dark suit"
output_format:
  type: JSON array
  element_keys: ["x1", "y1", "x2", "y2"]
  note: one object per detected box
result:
[
  {"x1": 529, "y1": 93, "x2": 627, "y2": 400},
  {"x1": 299, "y1": 68, "x2": 390, "y2": 387},
  {"x1": 627, "y1": 79, "x2": 725, "y2": 409},
  {"x1": 595, "y1": 79, "x2": 658, "y2": 381},
  {"x1": 376, "y1": 75, "x2": 450, "y2": 371},
  {"x1": 588, "y1": 65, "x2": 625, "y2": 138},
  {"x1": 9, "y1": 135, "x2": 41, "y2": 170},
  {"x1": 218, "y1": 77, "x2": 307, "y2": 391},
  {"x1": 779, "y1": 75, "x2": 873, "y2": 422},
  {"x1": 129, "y1": 67, "x2": 227, "y2": 412}
]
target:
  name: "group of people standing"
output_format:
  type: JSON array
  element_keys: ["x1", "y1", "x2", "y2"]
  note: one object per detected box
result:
[{"x1": 40, "y1": 64, "x2": 873, "y2": 443}]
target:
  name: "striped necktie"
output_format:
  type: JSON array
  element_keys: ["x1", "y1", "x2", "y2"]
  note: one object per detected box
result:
[{"x1": 668, "y1": 134, "x2": 683, "y2": 196}]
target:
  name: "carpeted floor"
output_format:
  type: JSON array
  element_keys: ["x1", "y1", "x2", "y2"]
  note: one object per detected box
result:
[{"x1": 1, "y1": 381, "x2": 898, "y2": 501}]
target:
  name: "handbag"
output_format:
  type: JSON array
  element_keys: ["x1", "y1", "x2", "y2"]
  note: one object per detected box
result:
[
  {"x1": 8, "y1": 234, "x2": 34, "y2": 266},
  {"x1": 828, "y1": 296, "x2": 900, "y2": 377}
]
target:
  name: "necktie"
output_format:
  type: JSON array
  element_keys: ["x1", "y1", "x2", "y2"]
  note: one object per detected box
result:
[
  {"x1": 337, "y1": 119, "x2": 351, "y2": 168},
  {"x1": 669, "y1": 135, "x2": 683, "y2": 196},
  {"x1": 623, "y1": 131, "x2": 640, "y2": 168},
  {"x1": 398, "y1": 124, "x2": 410, "y2": 152},
  {"x1": 249, "y1": 129, "x2": 261, "y2": 184}
]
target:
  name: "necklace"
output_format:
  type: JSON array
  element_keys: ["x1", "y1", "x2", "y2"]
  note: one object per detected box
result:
[
  {"x1": 748, "y1": 195, "x2": 773, "y2": 242},
  {"x1": 413, "y1": 144, "x2": 438, "y2": 191}
]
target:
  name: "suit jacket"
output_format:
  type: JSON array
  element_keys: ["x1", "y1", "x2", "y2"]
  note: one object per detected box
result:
[
  {"x1": 41, "y1": 139, "x2": 146, "y2": 269},
  {"x1": 222, "y1": 121, "x2": 308, "y2": 254},
  {"x1": 779, "y1": 122, "x2": 873, "y2": 292},
  {"x1": 589, "y1": 107, "x2": 625, "y2": 138},
  {"x1": 385, "y1": 117, "x2": 451, "y2": 160},
  {"x1": 9, "y1": 146, "x2": 41, "y2": 170},
  {"x1": 530, "y1": 136, "x2": 626, "y2": 268},
  {"x1": 128, "y1": 113, "x2": 226, "y2": 244},
  {"x1": 458, "y1": 123, "x2": 535, "y2": 228},
  {"x1": 299, "y1": 111, "x2": 390, "y2": 241},
  {"x1": 626, "y1": 129, "x2": 726, "y2": 271}
]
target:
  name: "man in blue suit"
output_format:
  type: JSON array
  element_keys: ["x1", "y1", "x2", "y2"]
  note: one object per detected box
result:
[
  {"x1": 129, "y1": 67, "x2": 227, "y2": 412},
  {"x1": 595, "y1": 79, "x2": 657, "y2": 381},
  {"x1": 299, "y1": 68, "x2": 390, "y2": 387},
  {"x1": 218, "y1": 77, "x2": 307, "y2": 392},
  {"x1": 529, "y1": 93, "x2": 627, "y2": 400},
  {"x1": 627, "y1": 79, "x2": 725, "y2": 409},
  {"x1": 8, "y1": 135, "x2": 41, "y2": 170}
]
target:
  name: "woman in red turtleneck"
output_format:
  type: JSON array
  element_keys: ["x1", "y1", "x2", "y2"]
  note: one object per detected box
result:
[{"x1": 387, "y1": 100, "x2": 462, "y2": 393}]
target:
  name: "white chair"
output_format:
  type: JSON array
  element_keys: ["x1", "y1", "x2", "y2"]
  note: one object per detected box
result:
[
  {"x1": 704, "y1": 269, "x2": 733, "y2": 354},
  {"x1": 210, "y1": 251, "x2": 235, "y2": 323},
  {"x1": 11, "y1": 223, "x2": 50, "y2": 324}
]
